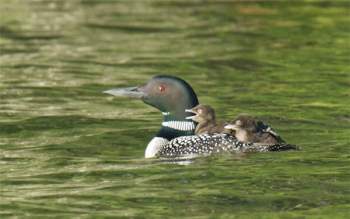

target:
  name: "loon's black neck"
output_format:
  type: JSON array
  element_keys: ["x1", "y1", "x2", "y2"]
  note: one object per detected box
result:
[{"x1": 156, "y1": 112, "x2": 196, "y2": 141}]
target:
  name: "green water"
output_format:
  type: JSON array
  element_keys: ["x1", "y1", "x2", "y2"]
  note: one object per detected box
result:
[{"x1": 1, "y1": 0, "x2": 350, "y2": 218}]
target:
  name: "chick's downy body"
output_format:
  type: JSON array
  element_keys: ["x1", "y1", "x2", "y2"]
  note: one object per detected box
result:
[
  {"x1": 186, "y1": 104, "x2": 228, "y2": 135},
  {"x1": 225, "y1": 115, "x2": 284, "y2": 144}
]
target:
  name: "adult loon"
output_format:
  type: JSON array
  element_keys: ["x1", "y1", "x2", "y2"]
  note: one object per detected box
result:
[
  {"x1": 104, "y1": 75, "x2": 297, "y2": 159},
  {"x1": 185, "y1": 104, "x2": 228, "y2": 135}
]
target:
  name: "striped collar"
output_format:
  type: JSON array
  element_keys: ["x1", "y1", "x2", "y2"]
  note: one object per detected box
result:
[
  {"x1": 162, "y1": 112, "x2": 170, "y2": 116},
  {"x1": 161, "y1": 111, "x2": 196, "y2": 131},
  {"x1": 161, "y1": 120, "x2": 196, "y2": 131}
]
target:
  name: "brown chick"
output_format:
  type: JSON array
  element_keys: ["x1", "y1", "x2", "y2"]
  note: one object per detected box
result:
[
  {"x1": 185, "y1": 104, "x2": 228, "y2": 135},
  {"x1": 224, "y1": 114, "x2": 284, "y2": 144}
]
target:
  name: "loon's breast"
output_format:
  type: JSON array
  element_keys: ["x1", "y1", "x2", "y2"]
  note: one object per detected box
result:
[{"x1": 156, "y1": 134, "x2": 298, "y2": 159}]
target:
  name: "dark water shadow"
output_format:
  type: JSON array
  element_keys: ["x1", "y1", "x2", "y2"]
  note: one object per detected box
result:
[
  {"x1": 195, "y1": 58, "x2": 280, "y2": 71},
  {"x1": 0, "y1": 115, "x2": 141, "y2": 135},
  {"x1": 0, "y1": 26, "x2": 63, "y2": 41},
  {"x1": 85, "y1": 23, "x2": 178, "y2": 33},
  {"x1": 62, "y1": 58, "x2": 176, "y2": 69}
]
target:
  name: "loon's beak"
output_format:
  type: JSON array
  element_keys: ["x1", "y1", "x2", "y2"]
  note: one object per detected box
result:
[
  {"x1": 224, "y1": 124, "x2": 238, "y2": 130},
  {"x1": 103, "y1": 86, "x2": 145, "y2": 99}
]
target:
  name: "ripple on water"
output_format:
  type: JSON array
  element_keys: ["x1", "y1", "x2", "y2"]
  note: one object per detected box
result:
[{"x1": 1, "y1": 0, "x2": 350, "y2": 218}]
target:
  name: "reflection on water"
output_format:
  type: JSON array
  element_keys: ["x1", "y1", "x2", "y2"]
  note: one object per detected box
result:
[{"x1": 1, "y1": 0, "x2": 349, "y2": 218}]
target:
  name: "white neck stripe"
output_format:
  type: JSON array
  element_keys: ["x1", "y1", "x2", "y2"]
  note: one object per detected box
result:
[{"x1": 162, "y1": 121, "x2": 195, "y2": 131}]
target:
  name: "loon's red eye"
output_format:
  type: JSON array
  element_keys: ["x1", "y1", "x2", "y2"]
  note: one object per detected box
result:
[{"x1": 158, "y1": 85, "x2": 166, "y2": 92}]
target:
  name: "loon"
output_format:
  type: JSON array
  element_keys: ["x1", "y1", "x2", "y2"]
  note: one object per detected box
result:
[
  {"x1": 104, "y1": 75, "x2": 297, "y2": 159},
  {"x1": 185, "y1": 104, "x2": 228, "y2": 135},
  {"x1": 224, "y1": 114, "x2": 285, "y2": 145}
]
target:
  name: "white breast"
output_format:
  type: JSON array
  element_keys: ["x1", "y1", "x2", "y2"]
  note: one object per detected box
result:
[{"x1": 145, "y1": 137, "x2": 169, "y2": 158}]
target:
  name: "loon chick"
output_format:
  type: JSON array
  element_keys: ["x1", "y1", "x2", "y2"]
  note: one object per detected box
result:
[
  {"x1": 185, "y1": 104, "x2": 227, "y2": 135},
  {"x1": 104, "y1": 75, "x2": 297, "y2": 159},
  {"x1": 224, "y1": 114, "x2": 284, "y2": 144}
]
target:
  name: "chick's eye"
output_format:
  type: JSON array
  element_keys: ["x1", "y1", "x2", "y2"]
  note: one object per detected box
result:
[{"x1": 158, "y1": 85, "x2": 166, "y2": 92}]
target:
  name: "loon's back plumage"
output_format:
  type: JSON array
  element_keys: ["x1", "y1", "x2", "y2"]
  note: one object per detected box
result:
[{"x1": 157, "y1": 134, "x2": 298, "y2": 159}]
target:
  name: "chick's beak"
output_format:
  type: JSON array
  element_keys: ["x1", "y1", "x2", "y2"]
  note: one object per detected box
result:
[
  {"x1": 185, "y1": 109, "x2": 197, "y2": 120},
  {"x1": 224, "y1": 124, "x2": 238, "y2": 130}
]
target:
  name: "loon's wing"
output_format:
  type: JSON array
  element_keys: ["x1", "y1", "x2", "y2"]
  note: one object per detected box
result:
[
  {"x1": 156, "y1": 134, "x2": 252, "y2": 159},
  {"x1": 157, "y1": 134, "x2": 298, "y2": 159},
  {"x1": 256, "y1": 121, "x2": 285, "y2": 143},
  {"x1": 245, "y1": 143, "x2": 299, "y2": 152}
]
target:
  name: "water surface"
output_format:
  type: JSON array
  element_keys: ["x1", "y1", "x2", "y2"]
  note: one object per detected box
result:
[{"x1": 1, "y1": 0, "x2": 349, "y2": 218}]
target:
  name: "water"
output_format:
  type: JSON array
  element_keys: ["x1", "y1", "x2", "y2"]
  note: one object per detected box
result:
[{"x1": 1, "y1": 0, "x2": 349, "y2": 218}]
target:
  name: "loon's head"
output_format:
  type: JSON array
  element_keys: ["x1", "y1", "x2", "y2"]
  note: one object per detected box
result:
[{"x1": 104, "y1": 75, "x2": 198, "y2": 119}]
